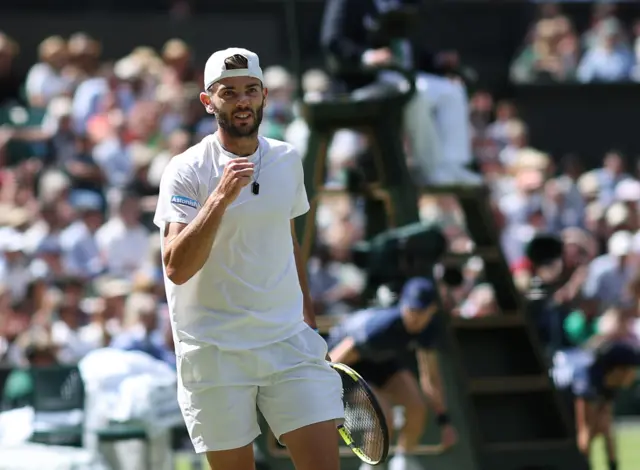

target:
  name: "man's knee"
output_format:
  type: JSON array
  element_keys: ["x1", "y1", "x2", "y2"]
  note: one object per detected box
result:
[
  {"x1": 280, "y1": 420, "x2": 340, "y2": 470},
  {"x1": 206, "y1": 443, "x2": 255, "y2": 470}
]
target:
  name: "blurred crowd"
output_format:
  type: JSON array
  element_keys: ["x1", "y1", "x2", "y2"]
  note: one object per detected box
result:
[
  {"x1": 0, "y1": 30, "x2": 371, "y2": 378},
  {"x1": 465, "y1": 85, "x2": 640, "y2": 351},
  {"x1": 0, "y1": 16, "x2": 639, "y2": 385},
  {"x1": 511, "y1": 2, "x2": 640, "y2": 84}
]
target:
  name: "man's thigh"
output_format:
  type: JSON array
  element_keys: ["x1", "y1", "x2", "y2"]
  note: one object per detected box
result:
[
  {"x1": 256, "y1": 327, "x2": 344, "y2": 441},
  {"x1": 179, "y1": 382, "x2": 261, "y2": 453},
  {"x1": 177, "y1": 346, "x2": 262, "y2": 453},
  {"x1": 380, "y1": 369, "x2": 425, "y2": 411}
]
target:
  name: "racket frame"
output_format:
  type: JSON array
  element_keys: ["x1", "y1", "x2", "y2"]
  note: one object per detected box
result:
[{"x1": 330, "y1": 362, "x2": 390, "y2": 465}]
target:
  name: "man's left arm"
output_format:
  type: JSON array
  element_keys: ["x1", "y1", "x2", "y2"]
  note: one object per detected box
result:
[
  {"x1": 416, "y1": 348, "x2": 447, "y2": 414},
  {"x1": 416, "y1": 348, "x2": 457, "y2": 448},
  {"x1": 291, "y1": 220, "x2": 316, "y2": 329}
]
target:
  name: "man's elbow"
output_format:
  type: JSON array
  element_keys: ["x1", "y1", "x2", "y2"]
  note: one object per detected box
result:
[
  {"x1": 163, "y1": 253, "x2": 189, "y2": 285},
  {"x1": 165, "y1": 264, "x2": 189, "y2": 285}
]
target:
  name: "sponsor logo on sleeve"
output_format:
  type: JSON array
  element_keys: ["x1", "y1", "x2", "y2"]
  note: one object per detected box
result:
[{"x1": 171, "y1": 195, "x2": 199, "y2": 209}]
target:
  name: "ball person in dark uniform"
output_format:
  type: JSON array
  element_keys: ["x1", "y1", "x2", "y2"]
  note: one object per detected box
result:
[
  {"x1": 572, "y1": 340, "x2": 639, "y2": 470},
  {"x1": 328, "y1": 277, "x2": 456, "y2": 470}
]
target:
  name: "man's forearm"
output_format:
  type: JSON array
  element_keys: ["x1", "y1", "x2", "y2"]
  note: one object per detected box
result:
[
  {"x1": 163, "y1": 193, "x2": 228, "y2": 285},
  {"x1": 420, "y1": 377, "x2": 447, "y2": 414},
  {"x1": 292, "y1": 230, "x2": 316, "y2": 328},
  {"x1": 417, "y1": 351, "x2": 447, "y2": 414}
]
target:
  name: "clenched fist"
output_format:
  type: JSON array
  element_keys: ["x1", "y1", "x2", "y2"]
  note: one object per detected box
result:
[{"x1": 214, "y1": 157, "x2": 254, "y2": 205}]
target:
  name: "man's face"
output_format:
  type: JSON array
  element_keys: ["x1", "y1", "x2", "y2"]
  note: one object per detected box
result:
[
  {"x1": 202, "y1": 76, "x2": 267, "y2": 138},
  {"x1": 402, "y1": 303, "x2": 438, "y2": 333}
]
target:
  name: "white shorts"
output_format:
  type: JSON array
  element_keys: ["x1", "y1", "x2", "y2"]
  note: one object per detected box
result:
[{"x1": 176, "y1": 326, "x2": 345, "y2": 453}]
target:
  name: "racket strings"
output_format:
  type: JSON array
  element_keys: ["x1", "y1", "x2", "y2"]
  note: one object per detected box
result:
[{"x1": 341, "y1": 374, "x2": 386, "y2": 462}]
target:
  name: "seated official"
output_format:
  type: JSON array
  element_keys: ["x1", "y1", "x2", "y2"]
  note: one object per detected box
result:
[
  {"x1": 572, "y1": 340, "x2": 639, "y2": 470},
  {"x1": 328, "y1": 277, "x2": 456, "y2": 470},
  {"x1": 320, "y1": 0, "x2": 480, "y2": 185}
]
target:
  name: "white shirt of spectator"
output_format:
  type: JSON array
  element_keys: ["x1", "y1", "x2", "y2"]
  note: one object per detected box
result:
[
  {"x1": 96, "y1": 217, "x2": 150, "y2": 279},
  {"x1": 51, "y1": 320, "x2": 97, "y2": 364},
  {"x1": 25, "y1": 62, "x2": 73, "y2": 106},
  {"x1": 153, "y1": 133, "x2": 310, "y2": 352},
  {"x1": 59, "y1": 221, "x2": 103, "y2": 278},
  {"x1": 0, "y1": 229, "x2": 32, "y2": 302}
]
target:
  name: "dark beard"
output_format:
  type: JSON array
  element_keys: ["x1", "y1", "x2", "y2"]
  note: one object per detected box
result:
[{"x1": 214, "y1": 102, "x2": 264, "y2": 138}]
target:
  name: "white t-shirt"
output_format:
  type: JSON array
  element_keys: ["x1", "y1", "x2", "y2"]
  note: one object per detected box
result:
[{"x1": 153, "y1": 133, "x2": 310, "y2": 352}]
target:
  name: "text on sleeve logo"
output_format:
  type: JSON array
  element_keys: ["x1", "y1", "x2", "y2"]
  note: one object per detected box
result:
[{"x1": 171, "y1": 195, "x2": 200, "y2": 209}]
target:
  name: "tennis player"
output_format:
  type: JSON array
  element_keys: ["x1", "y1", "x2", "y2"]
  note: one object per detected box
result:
[
  {"x1": 328, "y1": 277, "x2": 457, "y2": 470},
  {"x1": 154, "y1": 47, "x2": 344, "y2": 470}
]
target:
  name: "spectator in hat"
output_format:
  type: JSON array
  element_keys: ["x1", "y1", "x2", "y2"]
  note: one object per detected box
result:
[
  {"x1": 77, "y1": 277, "x2": 131, "y2": 349},
  {"x1": 604, "y1": 202, "x2": 633, "y2": 236},
  {"x1": 0, "y1": 229, "x2": 31, "y2": 303},
  {"x1": 0, "y1": 32, "x2": 23, "y2": 107},
  {"x1": 67, "y1": 32, "x2": 101, "y2": 80},
  {"x1": 497, "y1": 119, "x2": 529, "y2": 169},
  {"x1": 613, "y1": 178, "x2": 640, "y2": 229},
  {"x1": 59, "y1": 190, "x2": 104, "y2": 278},
  {"x1": 38, "y1": 169, "x2": 72, "y2": 206},
  {"x1": 161, "y1": 38, "x2": 195, "y2": 84},
  {"x1": 25, "y1": 36, "x2": 72, "y2": 108},
  {"x1": 577, "y1": 171, "x2": 601, "y2": 206},
  {"x1": 113, "y1": 54, "x2": 149, "y2": 106},
  {"x1": 583, "y1": 230, "x2": 638, "y2": 317}
]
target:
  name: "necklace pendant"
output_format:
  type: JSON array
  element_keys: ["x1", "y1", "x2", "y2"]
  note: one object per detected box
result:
[{"x1": 251, "y1": 182, "x2": 260, "y2": 195}]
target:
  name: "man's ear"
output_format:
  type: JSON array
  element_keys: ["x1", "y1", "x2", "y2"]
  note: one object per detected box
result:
[{"x1": 199, "y1": 92, "x2": 215, "y2": 115}]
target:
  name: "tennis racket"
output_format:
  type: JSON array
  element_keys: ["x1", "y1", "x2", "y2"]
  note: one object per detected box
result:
[{"x1": 330, "y1": 362, "x2": 390, "y2": 466}]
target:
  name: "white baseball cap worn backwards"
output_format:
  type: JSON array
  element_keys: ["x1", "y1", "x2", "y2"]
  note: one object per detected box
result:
[{"x1": 203, "y1": 47, "x2": 264, "y2": 91}]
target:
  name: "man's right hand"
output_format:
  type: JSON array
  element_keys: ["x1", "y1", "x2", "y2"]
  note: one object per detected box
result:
[{"x1": 215, "y1": 157, "x2": 254, "y2": 205}]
